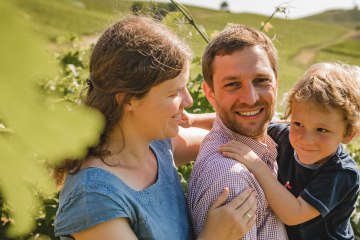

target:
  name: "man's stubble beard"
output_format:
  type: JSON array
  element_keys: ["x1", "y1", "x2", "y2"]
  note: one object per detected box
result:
[{"x1": 217, "y1": 100, "x2": 277, "y2": 139}]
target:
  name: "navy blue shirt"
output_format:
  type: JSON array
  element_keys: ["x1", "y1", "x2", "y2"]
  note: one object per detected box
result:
[{"x1": 268, "y1": 123, "x2": 360, "y2": 240}]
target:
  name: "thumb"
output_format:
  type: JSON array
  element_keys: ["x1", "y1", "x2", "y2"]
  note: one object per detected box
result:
[{"x1": 210, "y1": 187, "x2": 229, "y2": 210}]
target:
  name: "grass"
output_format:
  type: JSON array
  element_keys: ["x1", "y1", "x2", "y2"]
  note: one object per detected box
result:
[
  {"x1": 304, "y1": 9, "x2": 360, "y2": 29},
  {"x1": 322, "y1": 39, "x2": 360, "y2": 58},
  {"x1": 13, "y1": 0, "x2": 360, "y2": 112},
  {"x1": 13, "y1": 0, "x2": 128, "y2": 41}
]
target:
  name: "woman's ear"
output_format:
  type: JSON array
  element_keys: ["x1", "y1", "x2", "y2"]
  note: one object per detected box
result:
[{"x1": 115, "y1": 93, "x2": 132, "y2": 111}]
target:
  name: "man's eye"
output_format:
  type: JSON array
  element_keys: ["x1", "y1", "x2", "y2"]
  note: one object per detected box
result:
[
  {"x1": 255, "y1": 78, "x2": 270, "y2": 85},
  {"x1": 225, "y1": 82, "x2": 240, "y2": 87}
]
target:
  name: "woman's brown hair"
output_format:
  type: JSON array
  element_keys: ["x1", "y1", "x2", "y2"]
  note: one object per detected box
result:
[{"x1": 54, "y1": 15, "x2": 192, "y2": 185}]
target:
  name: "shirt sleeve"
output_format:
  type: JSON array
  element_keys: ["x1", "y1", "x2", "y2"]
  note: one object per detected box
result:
[
  {"x1": 55, "y1": 191, "x2": 128, "y2": 237},
  {"x1": 299, "y1": 167, "x2": 359, "y2": 217},
  {"x1": 190, "y1": 158, "x2": 257, "y2": 239}
]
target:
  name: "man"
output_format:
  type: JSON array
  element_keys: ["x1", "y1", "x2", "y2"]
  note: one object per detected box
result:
[{"x1": 187, "y1": 24, "x2": 288, "y2": 239}]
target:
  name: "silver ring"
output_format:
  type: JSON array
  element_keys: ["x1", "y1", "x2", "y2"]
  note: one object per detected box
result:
[{"x1": 245, "y1": 212, "x2": 252, "y2": 219}]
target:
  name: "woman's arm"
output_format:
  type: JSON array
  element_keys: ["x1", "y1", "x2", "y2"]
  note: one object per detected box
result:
[
  {"x1": 73, "y1": 189, "x2": 256, "y2": 240},
  {"x1": 73, "y1": 218, "x2": 137, "y2": 240},
  {"x1": 220, "y1": 140, "x2": 320, "y2": 225}
]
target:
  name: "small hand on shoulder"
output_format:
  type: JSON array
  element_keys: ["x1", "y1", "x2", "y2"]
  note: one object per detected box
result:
[{"x1": 219, "y1": 140, "x2": 262, "y2": 171}]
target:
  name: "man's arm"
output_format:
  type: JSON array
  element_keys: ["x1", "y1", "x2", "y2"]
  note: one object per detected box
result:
[{"x1": 189, "y1": 158, "x2": 257, "y2": 239}]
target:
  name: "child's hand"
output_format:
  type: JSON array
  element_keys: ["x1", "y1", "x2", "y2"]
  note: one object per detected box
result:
[{"x1": 219, "y1": 140, "x2": 262, "y2": 172}]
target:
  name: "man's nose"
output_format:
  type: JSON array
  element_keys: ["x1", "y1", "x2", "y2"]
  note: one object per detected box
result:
[{"x1": 238, "y1": 84, "x2": 259, "y2": 106}]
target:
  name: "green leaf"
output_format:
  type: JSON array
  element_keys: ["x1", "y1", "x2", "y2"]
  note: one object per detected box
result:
[{"x1": 0, "y1": 2, "x2": 104, "y2": 237}]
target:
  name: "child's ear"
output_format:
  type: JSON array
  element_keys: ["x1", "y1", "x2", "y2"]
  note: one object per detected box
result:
[{"x1": 342, "y1": 130, "x2": 356, "y2": 144}]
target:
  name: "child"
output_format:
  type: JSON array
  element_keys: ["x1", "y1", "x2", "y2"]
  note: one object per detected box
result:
[{"x1": 220, "y1": 62, "x2": 360, "y2": 239}]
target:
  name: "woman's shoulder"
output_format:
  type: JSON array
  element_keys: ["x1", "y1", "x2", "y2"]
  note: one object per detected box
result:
[
  {"x1": 57, "y1": 168, "x2": 127, "y2": 214},
  {"x1": 55, "y1": 168, "x2": 129, "y2": 237}
]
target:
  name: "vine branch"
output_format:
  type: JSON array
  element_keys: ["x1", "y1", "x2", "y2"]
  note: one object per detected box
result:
[{"x1": 170, "y1": 0, "x2": 209, "y2": 43}]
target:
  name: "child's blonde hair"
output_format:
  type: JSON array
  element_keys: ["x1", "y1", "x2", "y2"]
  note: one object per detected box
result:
[{"x1": 285, "y1": 62, "x2": 360, "y2": 138}]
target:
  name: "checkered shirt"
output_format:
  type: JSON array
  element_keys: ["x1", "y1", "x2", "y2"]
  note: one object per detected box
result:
[{"x1": 187, "y1": 116, "x2": 288, "y2": 239}]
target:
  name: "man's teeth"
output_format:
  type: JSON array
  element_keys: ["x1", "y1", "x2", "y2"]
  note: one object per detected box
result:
[{"x1": 238, "y1": 110, "x2": 261, "y2": 116}]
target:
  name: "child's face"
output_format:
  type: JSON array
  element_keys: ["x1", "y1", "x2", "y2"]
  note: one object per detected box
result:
[{"x1": 289, "y1": 100, "x2": 352, "y2": 165}]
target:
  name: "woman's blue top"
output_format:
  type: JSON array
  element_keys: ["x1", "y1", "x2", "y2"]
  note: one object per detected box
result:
[{"x1": 55, "y1": 139, "x2": 194, "y2": 240}]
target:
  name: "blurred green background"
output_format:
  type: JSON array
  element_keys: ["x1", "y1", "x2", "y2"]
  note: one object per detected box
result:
[{"x1": 1, "y1": 0, "x2": 359, "y2": 239}]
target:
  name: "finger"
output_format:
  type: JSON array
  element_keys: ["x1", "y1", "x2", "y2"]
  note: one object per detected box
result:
[
  {"x1": 246, "y1": 212, "x2": 256, "y2": 228},
  {"x1": 219, "y1": 145, "x2": 245, "y2": 154},
  {"x1": 221, "y1": 152, "x2": 245, "y2": 163},
  {"x1": 224, "y1": 140, "x2": 246, "y2": 148},
  {"x1": 236, "y1": 190, "x2": 256, "y2": 216},
  {"x1": 209, "y1": 187, "x2": 230, "y2": 210},
  {"x1": 225, "y1": 188, "x2": 253, "y2": 209},
  {"x1": 224, "y1": 141, "x2": 252, "y2": 151}
]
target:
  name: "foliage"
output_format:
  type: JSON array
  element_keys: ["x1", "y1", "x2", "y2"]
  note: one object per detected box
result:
[
  {"x1": 220, "y1": 1, "x2": 229, "y2": 12},
  {"x1": 0, "y1": 1, "x2": 103, "y2": 238},
  {"x1": 2, "y1": 1, "x2": 360, "y2": 239}
]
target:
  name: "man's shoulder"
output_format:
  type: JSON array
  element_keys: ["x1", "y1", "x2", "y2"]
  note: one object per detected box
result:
[{"x1": 191, "y1": 144, "x2": 253, "y2": 188}]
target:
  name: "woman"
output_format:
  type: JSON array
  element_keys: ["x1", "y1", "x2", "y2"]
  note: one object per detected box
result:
[{"x1": 54, "y1": 15, "x2": 256, "y2": 240}]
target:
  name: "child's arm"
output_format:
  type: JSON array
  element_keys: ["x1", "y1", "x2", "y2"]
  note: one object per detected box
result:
[{"x1": 220, "y1": 140, "x2": 320, "y2": 225}]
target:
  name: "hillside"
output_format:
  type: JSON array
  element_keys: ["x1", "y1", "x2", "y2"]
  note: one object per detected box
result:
[
  {"x1": 303, "y1": 8, "x2": 360, "y2": 29},
  {"x1": 12, "y1": 0, "x2": 360, "y2": 108}
]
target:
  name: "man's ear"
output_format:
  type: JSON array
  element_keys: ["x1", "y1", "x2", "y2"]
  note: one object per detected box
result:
[
  {"x1": 115, "y1": 93, "x2": 132, "y2": 111},
  {"x1": 202, "y1": 81, "x2": 217, "y2": 109}
]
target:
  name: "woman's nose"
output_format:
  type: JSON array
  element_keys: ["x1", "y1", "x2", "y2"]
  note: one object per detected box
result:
[{"x1": 181, "y1": 87, "x2": 193, "y2": 108}]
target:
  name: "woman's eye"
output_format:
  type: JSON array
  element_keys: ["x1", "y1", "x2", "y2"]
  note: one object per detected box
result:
[{"x1": 169, "y1": 92, "x2": 179, "y2": 98}]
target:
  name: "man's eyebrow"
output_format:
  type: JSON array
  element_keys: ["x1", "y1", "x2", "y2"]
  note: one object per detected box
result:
[
  {"x1": 222, "y1": 73, "x2": 271, "y2": 80},
  {"x1": 254, "y1": 73, "x2": 272, "y2": 78}
]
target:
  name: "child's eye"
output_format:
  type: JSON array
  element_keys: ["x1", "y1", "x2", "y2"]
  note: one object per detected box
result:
[
  {"x1": 292, "y1": 121, "x2": 303, "y2": 127},
  {"x1": 317, "y1": 128, "x2": 329, "y2": 133}
]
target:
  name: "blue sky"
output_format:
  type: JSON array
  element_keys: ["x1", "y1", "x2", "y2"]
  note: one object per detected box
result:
[{"x1": 174, "y1": 0, "x2": 360, "y2": 19}]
